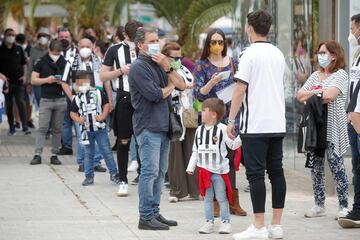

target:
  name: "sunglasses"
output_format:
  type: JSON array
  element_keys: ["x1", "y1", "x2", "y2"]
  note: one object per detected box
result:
[
  {"x1": 210, "y1": 40, "x2": 224, "y2": 46},
  {"x1": 168, "y1": 56, "x2": 183, "y2": 61}
]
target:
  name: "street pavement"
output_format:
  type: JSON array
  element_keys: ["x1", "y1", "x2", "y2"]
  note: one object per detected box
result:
[{"x1": 0, "y1": 126, "x2": 359, "y2": 240}]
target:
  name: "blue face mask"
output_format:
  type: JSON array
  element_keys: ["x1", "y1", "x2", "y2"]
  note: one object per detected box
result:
[
  {"x1": 318, "y1": 53, "x2": 331, "y2": 68},
  {"x1": 147, "y1": 43, "x2": 160, "y2": 56}
]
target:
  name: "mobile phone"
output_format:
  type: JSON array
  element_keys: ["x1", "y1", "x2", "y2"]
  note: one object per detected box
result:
[{"x1": 217, "y1": 70, "x2": 231, "y2": 80}]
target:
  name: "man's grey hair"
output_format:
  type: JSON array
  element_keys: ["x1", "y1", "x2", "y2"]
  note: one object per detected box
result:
[{"x1": 134, "y1": 26, "x2": 158, "y2": 46}]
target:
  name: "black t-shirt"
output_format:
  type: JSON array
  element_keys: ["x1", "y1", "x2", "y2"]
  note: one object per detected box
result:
[
  {"x1": 0, "y1": 43, "x2": 26, "y2": 83},
  {"x1": 33, "y1": 54, "x2": 67, "y2": 99}
]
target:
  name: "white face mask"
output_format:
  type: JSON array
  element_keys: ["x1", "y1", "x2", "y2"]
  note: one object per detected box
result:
[
  {"x1": 5, "y1": 36, "x2": 15, "y2": 44},
  {"x1": 348, "y1": 29, "x2": 360, "y2": 46},
  {"x1": 79, "y1": 47, "x2": 92, "y2": 59},
  {"x1": 49, "y1": 53, "x2": 60, "y2": 62},
  {"x1": 39, "y1": 37, "x2": 49, "y2": 46}
]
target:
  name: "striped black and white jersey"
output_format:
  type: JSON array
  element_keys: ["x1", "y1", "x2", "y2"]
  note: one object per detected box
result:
[
  {"x1": 186, "y1": 122, "x2": 241, "y2": 174},
  {"x1": 234, "y1": 42, "x2": 286, "y2": 136},
  {"x1": 349, "y1": 53, "x2": 360, "y2": 101},
  {"x1": 102, "y1": 41, "x2": 137, "y2": 92}
]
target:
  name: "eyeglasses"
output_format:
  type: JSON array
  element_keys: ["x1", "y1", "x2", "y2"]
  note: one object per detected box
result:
[
  {"x1": 317, "y1": 51, "x2": 328, "y2": 55},
  {"x1": 168, "y1": 56, "x2": 183, "y2": 61},
  {"x1": 210, "y1": 40, "x2": 224, "y2": 46}
]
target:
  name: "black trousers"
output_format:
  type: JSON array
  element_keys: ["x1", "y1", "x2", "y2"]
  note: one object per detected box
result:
[
  {"x1": 5, "y1": 84, "x2": 28, "y2": 130},
  {"x1": 242, "y1": 136, "x2": 286, "y2": 213}
]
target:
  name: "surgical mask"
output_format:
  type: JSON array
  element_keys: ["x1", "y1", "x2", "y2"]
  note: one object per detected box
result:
[
  {"x1": 209, "y1": 44, "x2": 224, "y2": 55},
  {"x1": 318, "y1": 53, "x2": 331, "y2": 68},
  {"x1": 60, "y1": 39, "x2": 69, "y2": 50},
  {"x1": 39, "y1": 36, "x2": 48, "y2": 45},
  {"x1": 147, "y1": 43, "x2": 160, "y2": 56},
  {"x1": 79, "y1": 85, "x2": 90, "y2": 93},
  {"x1": 5, "y1": 36, "x2": 15, "y2": 44},
  {"x1": 348, "y1": 30, "x2": 360, "y2": 46},
  {"x1": 79, "y1": 47, "x2": 92, "y2": 59},
  {"x1": 49, "y1": 53, "x2": 60, "y2": 62},
  {"x1": 170, "y1": 59, "x2": 182, "y2": 70}
]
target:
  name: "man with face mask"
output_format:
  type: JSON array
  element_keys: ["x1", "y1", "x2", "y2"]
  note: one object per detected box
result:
[
  {"x1": 100, "y1": 20, "x2": 143, "y2": 197},
  {"x1": 0, "y1": 28, "x2": 30, "y2": 135},
  {"x1": 62, "y1": 38, "x2": 111, "y2": 173},
  {"x1": 30, "y1": 39, "x2": 72, "y2": 165},
  {"x1": 128, "y1": 27, "x2": 185, "y2": 230},
  {"x1": 339, "y1": 13, "x2": 360, "y2": 229}
]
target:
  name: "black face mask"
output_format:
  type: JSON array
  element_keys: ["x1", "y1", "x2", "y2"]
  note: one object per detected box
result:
[{"x1": 60, "y1": 39, "x2": 69, "y2": 50}]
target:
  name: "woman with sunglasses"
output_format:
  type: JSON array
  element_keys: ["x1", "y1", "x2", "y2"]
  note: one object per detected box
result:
[
  {"x1": 194, "y1": 28, "x2": 247, "y2": 217},
  {"x1": 297, "y1": 40, "x2": 349, "y2": 220}
]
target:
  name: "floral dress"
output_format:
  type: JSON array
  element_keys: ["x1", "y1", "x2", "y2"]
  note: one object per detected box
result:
[{"x1": 193, "y1": 57, "x2": 240, "y2": 133}]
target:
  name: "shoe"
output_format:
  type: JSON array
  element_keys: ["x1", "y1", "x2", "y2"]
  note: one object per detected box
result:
[
  {"x1": 127, "y1": 160, "x2": 139, "y2": 172},
  {"x1": 164, "y1": 180, "x2": 170, "y2": 189},
  {"x1": 78, "y1": 165, "x2": 84, "y2": 172},
  {"x1": 155, "y1": 214, "x2": 178, "y2": 226},
  {"x1": 230, "y1": 189, "x2": 247, "y2": 216},
  {"x1": 82, "y1": 177, "x2": 94, "y2": 186},
  {"x1": 268, "y1": 224, "x2": 283, "y2": 239},
  {"x1": 169, "y1": 196, "x2": 178, "y2": 203},
  {"x1": 110, "y1": 174, "x2": 121, "y2": 184},
  {"x1": 335, "y1": 207, "x2": 349, "y2": 220},
  {"x1": 244, "y1": 185, "x2": 250, "y2": 192},
  {"x1": 58, "y1": 147, "x2": 73, "y2": 155},
  {"x1": 23, "y1": 128, "x2": 31, "y2": 135},
  {"x1": 30, "y1": 155, "x2": 41, "y2": 165},
  {"x1": 189, "y1": 194, "x2": 200, "y2": 200},
  {"x1": 304, "y1": 205, "x2": 326, "y2": 218},
  {"x1": 131, "y1": 175, "x2": 139, "y2": 185},
  {"x1": 198, "y1": 221, "x2": 214, "y2": 234},
  {"x1": 111, "y1": 143, "x2": 117, "y2": 151},
  {"x1": 94, "y1": 165, "x2": 107, "y2": 172},
  {"x1": 45, "y1": 131, "x2": 51, "y2": 140},
  {"x1": 233, "y1": 224, "x2": 268, "y2": 240},
  {"x1": 117, "y1": 181, "x2": 128, "y2": 197},
  {"x1": 50, "y1": 155, "x2": 62, "y2": 165},
  {"x1": 27, "y1": 121, "x2": 35, "y2": 128},
  {"x1": 15, "y1": 122, "x2": 20, "y2": 129},
  {"x1": 8, "y1": 128, "x2": 16, "y2": 136},
  {"x1": 138, "y1": 217, "x2": 169, "y2": 230},
  {"x1": 338, "y1": 209, "x2": 360, "y2": 228},
  {"x1": 219, "y1": 220, "x2": 231, "y2": 234}
]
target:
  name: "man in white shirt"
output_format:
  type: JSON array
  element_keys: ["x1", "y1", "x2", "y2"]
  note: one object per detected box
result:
[{"x1": 227, "y1": 10, "x2": 286, "y2": 240}]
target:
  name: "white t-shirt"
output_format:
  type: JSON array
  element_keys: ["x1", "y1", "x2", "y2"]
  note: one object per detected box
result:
[{"x1": 234, "y1": 42, "x2": 286, "y2": 136}]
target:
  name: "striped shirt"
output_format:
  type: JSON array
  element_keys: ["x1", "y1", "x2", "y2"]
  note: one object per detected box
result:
[
  {"x1": 349, "y1": 53, "x2": 360, "y2": 100},
  {"x1": 302, "y1": 69, "x2": 349, "y2": 157},
  {"x1": 102, "y1": 41, "x2": 137, "y2": 92},
  {"x1": 186, "y1": 122, "x2": 241, "y2": 174}
]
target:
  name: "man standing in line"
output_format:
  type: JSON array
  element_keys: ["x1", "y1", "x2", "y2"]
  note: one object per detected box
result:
[
  {"x1": 339, "y1": 13, "x2": 360, "y2": 229},
  {"x1": 129, "y1": 27, "x2": 185, "y2": 230},
  {"x1": 0, "y1": 28, "x2": 30, "y2": 135},
  {"x1": 227, "y1": 10, "x2": 287, "y2": 240}
]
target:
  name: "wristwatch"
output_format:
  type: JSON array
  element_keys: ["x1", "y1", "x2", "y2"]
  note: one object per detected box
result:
[
  {"x1": 165, "y1": 67, "x2": 174, "y2": 74},
  {"x1": 228, "y1": 119, "x2": 235, "y2": 124}
]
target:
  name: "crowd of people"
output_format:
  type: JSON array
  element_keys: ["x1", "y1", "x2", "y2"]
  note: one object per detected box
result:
[{"x1": 0, "y1": 8, "x2": 360, "y2": 240}]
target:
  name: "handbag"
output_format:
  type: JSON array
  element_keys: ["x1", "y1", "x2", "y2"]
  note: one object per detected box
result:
[
  {"x1": 182, "y1": 107, "x2": 198, "y2": 128},
  {"x1": 168, "y1": 104, "x2": 183, "y2": 141}
]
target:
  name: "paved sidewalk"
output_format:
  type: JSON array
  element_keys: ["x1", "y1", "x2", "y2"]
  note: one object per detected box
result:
[{"x1": 0, "y1": 128, "x2": 358, "y2": 240}]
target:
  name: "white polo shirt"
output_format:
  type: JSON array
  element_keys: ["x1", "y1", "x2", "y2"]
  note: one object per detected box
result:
[{"x1": 234, "y1": 41, "x2": 286, "y2": 136}]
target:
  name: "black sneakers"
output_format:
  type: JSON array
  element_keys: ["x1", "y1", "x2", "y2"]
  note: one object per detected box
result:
[
  {"x1": 155, "y1": 214, "x2": 178, "y2": 226},
  {"x1": 30, "y1": 155, "x2": 41, "y2": 165},
  {"x1": 138, "y1": 217, "x2": 169, "y2": 230},
  {"x1": 78, "y1": 165, "x2": 84, "y2": 172},
  {"x1": 94, "y1": 165, "x2": 107, "y2": 172},
  {"x1": 338, "y1": 209, "x2": 360, "y2": 228},
  {"x1": 50, "y1": 156, "x2": 62, "y2": 165},
  {"x1": 131, "y1": 175, "x2": 139, "y2": 185},
  {"x1": 58, "y1": 147, "x2": 73, "y2": 155}
]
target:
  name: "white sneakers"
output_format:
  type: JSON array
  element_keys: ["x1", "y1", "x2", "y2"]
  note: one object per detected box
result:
[
  {"x1": 304, "y1": 205, "x2": 326, "y2": 218},
  {"x1": 219, "y1": 221, "x2": 231, "y2": 234},
  {"x1": 268, "y1": 225, "x2": 283, "y2": 239},
  {"x1": 169, "y1": 196, "x2": 179, "y2": 203},
  {"x1": 116, "y1": 181, "x2": 128, "y2": 197},
  {"x1": 233, "y1": 224, "x2": 269, "y2": 239},
  {"x1": 199, "y1": 221, "x2": 215, "y2": 234},
  {"x1": 127, "y1": 160, "x2": 139, "y2": 172},
  {"x1": 335, "y1": 207, "x2": 349, "y2": 220}
]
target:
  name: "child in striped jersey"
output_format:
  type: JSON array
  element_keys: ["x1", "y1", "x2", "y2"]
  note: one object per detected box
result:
[{"x1": 186, "y1": 98, "x2": 241, "y2": 234}]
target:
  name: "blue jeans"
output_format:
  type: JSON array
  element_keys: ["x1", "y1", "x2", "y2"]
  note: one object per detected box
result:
[
  {"x1": 32, "y1": 85, "x2": 41, "y2": 109},
  {"x1": 74, "y1": 123, "x2": 102, "y2": 167},
  {"x1": 136, "y1": 130, "x2": 170, "y2": 220},
  {"x1": 348, "y1": 123, "x2": 360, "y2": 210},
  {"x1": 84, "y1": 129, "x2": 118, "y2": 178},
  {"x1": 61, "y1": 101, "x2": 73, "y2": 149},
  {"x1": 130, "y1": 135, "x2": 138, "y2": 161},
  {"x1": 204, "y1": 173, "x2": 230, "y2": 222}
]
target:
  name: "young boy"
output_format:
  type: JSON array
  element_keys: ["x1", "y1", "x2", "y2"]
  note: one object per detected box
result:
[
  {"x1": 70, "y1": 71, "x2": 121, "y2": 186},
  {"x1": 186, "y1": 98, "x2": 241, "y2": 234}
]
